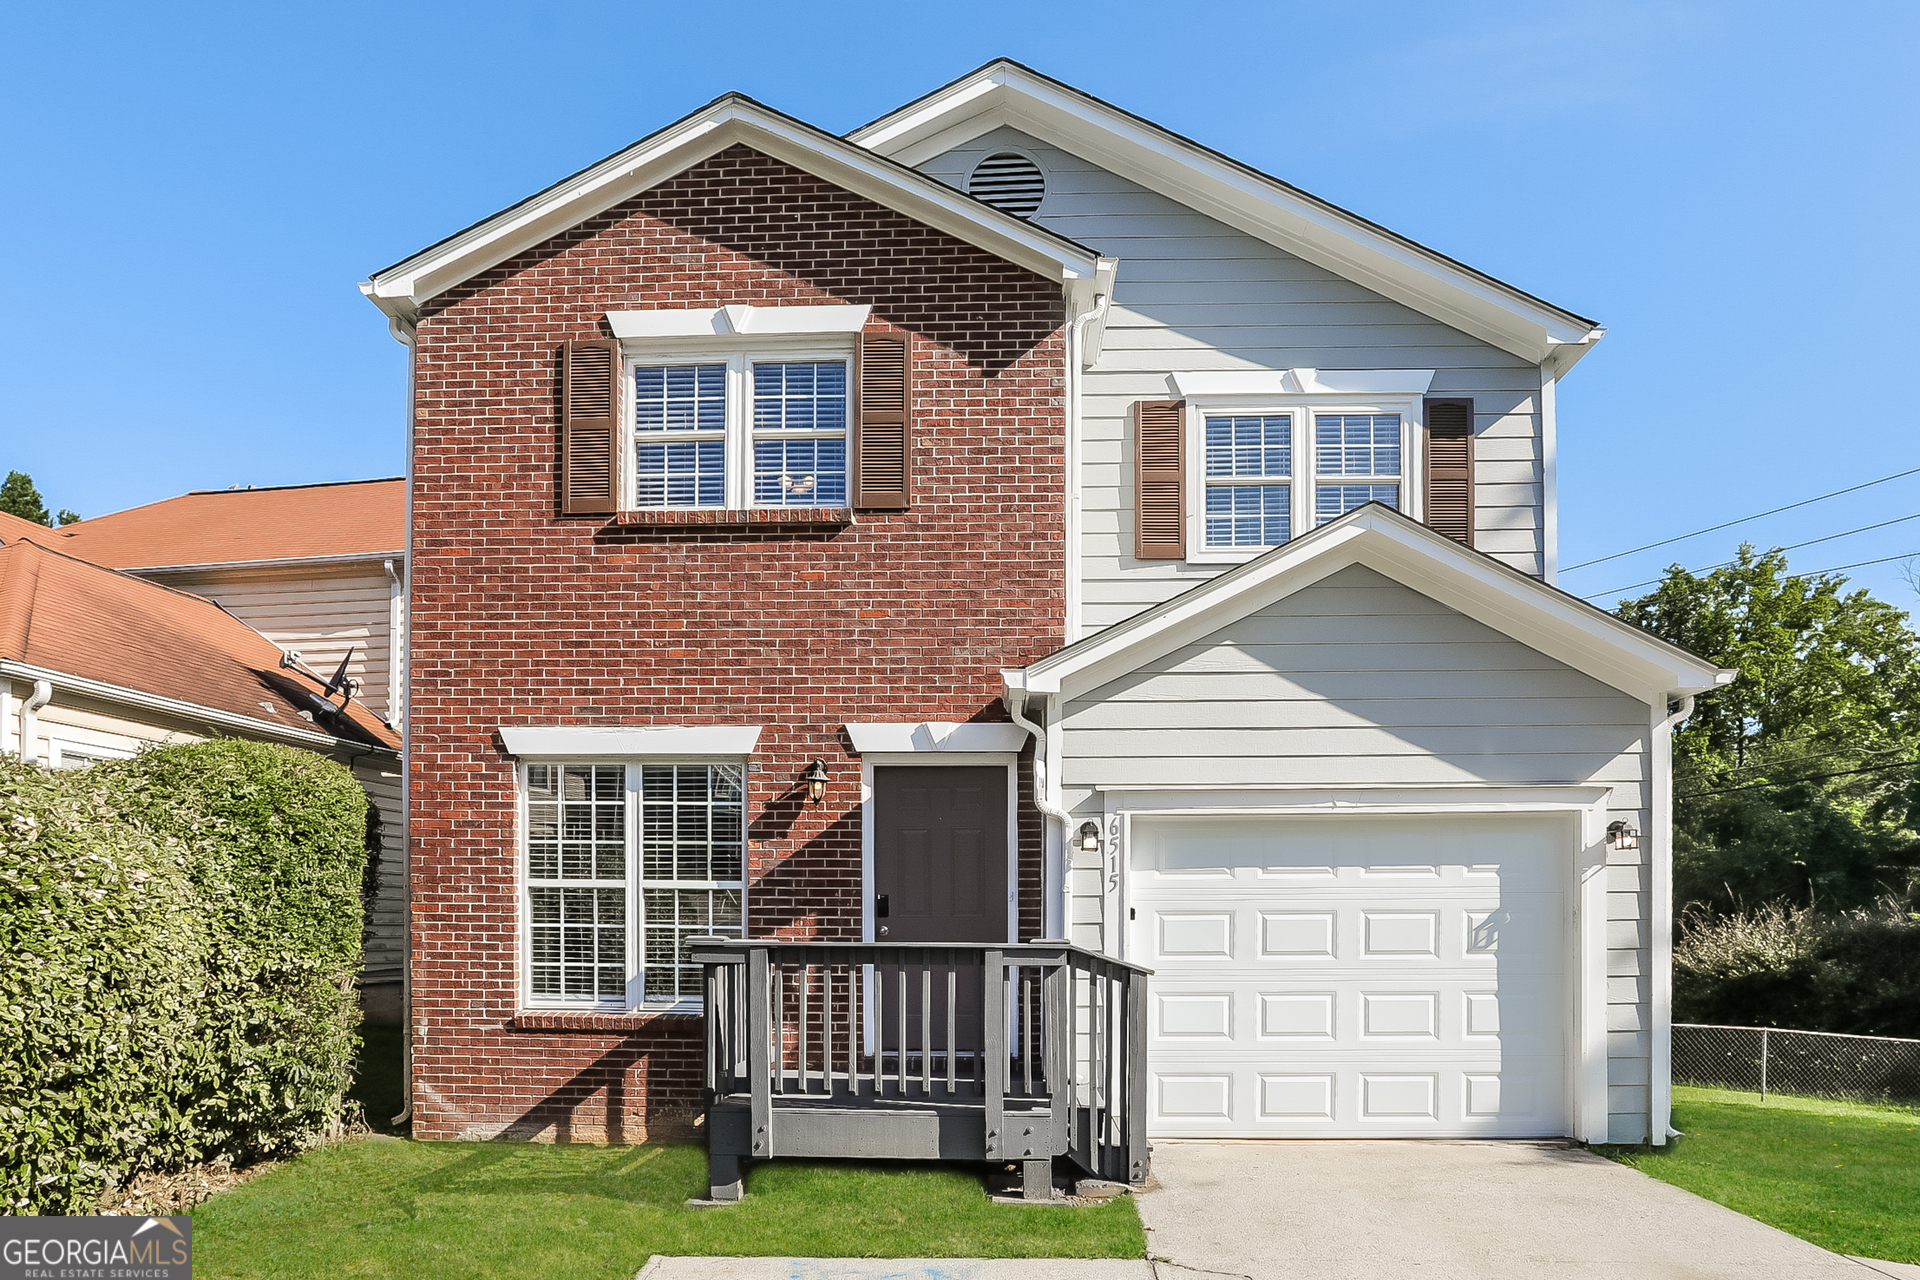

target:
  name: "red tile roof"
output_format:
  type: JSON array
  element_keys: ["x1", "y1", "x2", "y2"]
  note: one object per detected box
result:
[
  {"x1": 0, "y1": 539, "x2": 398, "y2": 751},
  {"x1": 51, "y1": 478, "x2": 405, "y2": 570}
]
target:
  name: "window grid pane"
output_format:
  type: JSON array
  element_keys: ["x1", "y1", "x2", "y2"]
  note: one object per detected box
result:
[
  {"x1": 635, "y1": 440, "x2": 725, "y2": 508},
  {"x1": 753, "y1": 362, "x2": 847, "y2": 431},
  {"x1": 754, "y1": 438, "x2": 847, "y2": 505},
  {"x1": 1204, "y1": 484, "x2": 1291, "y2": 548},
  {"x1": 1314, "y1": 414, "x2": 1402, "y2": 478},
  {"x1": 1205, "y1": 415, "x2": 1291, "y2": 478},
  {"x1": 526, "y1": 765, "x2": 626, "y2": 1002},
  {"x1": 634, "y1": 364, "x2": 726, "y2": 432},
  {"x1": 1316, "y1": 483, "x2": 1399, "y2": 525},
  {"x1": 639, "y1": 764, "x2": 746, "y2": 1004}
]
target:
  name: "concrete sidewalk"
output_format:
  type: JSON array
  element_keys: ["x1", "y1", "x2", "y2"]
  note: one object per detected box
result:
[
  {"x1": 636, "y1": 1261, "x2": 1151, "y2": 1279},
  {"x1": 1135, "y1": 1138, "x2": 1893, "y2": 1280}
]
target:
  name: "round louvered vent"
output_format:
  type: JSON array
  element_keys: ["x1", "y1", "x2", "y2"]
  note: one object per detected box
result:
[{"x1": 968, "y1": 152, "x2": 1046, "y2": 217}]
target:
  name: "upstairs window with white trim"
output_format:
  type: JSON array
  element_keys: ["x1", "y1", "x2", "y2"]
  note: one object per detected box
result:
[
  {"x1": 523, "y1": 761, "x2": 747, "y2": 1009},
  {"x1": 1203, "y1": 413, "x2": 1292, "y2": 549},
  {"x1": 629, "y1": 351, "x2": 850, "y2": 511}
]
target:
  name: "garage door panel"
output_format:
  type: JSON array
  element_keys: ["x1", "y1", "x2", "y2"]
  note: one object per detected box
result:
[{"x1": 1134, "y1": 814, "x2": 1571, "y2": 1139}]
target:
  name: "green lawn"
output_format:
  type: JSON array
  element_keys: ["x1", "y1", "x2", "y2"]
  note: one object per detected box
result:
[
  {"x1": 190, "y1": 1025, "x2": 1144, "y2": 1278},
  {"x1": 1602, "y1": 1084, "x2": 1920, "y2": 1263}
]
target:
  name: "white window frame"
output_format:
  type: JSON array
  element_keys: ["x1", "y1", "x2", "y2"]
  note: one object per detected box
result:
[
  {"x1": 623, "y1": 339, "x2": 854, "y2": 512},
  {"x1": 1183, "y1": 395, "x2": 1427, "y2": 564},
  {"x1": 517, "y1": 758, "x2": 750, "y2": 1014}
]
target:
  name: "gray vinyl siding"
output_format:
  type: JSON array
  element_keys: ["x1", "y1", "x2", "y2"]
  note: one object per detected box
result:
[
  {"x1": 1056, "y1": 565, "x2": 1656, "y2": 1142},
  {"x1": 917, "y1": 128, "x2": 1546, "y2": 633}
]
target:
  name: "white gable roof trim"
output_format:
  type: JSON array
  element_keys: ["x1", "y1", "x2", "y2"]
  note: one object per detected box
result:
[
  {"x1": 363, "y1": 94, "x2": 1113, "y2": 322},
  {"x1": 851, "y1": 62, "x2": 1605, "y2": 371},
  {"x1": 1004, "y1": 504, "x2": 1732, "y2": 707}
]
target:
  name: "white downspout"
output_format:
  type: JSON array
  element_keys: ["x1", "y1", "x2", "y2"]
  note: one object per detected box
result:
[
  {"x1": 383, "y1": 559, "x2": 404, "y2": 730},
  {"x1": 1006, "y1": 683, "x2": 1072, "y2": 941},
  {"x1": 18, "y1": 679, "x2": 51, "y2": 765},
  {"x1": 1651, "y1": 692, "x2": 1694, "y2": 1145},
  {"x1": 1063, "y1": 286, "x2": 1109, "y2": 645},
  {"x1": 388, "y1": 311, "x2": 417, "y2": 1127}
]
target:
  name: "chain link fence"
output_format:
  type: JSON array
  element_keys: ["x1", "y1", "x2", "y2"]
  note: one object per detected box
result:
[{"x1": 1674, "y1": 1023, "x2": 1920, "y2": 1106}]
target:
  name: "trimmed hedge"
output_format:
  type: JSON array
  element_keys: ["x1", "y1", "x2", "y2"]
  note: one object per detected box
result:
[{"x1": 0, "y1": 740, "x2": 368, "y2": 1213}]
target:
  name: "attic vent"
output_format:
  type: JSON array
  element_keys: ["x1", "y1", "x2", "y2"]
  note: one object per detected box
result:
[{"x1": 968, "y1": 152, "x2": 1046, "y2": 217}]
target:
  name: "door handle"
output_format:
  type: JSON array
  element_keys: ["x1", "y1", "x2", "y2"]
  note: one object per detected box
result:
[{"x1": 876, "y1": 894, "x2": 890, "y2": 918}]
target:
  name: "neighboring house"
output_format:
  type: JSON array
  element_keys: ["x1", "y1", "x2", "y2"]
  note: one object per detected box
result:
[
  {"x1": 1, "y1": 482, "x2": 410, "y2": 1017},
  {"x1": 359, "y1": 61, "x2": 1731, "y2": 1155},
  {"x1": 0, "y1": 535, "x2": 398, "y2": 855}
]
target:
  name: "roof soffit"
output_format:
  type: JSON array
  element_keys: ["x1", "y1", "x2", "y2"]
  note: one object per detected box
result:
[
  {"x1": 362, "y1": 98, "x2": 1104, "y2": 320},
  {"x1": 1018, "y1": 507, "x2": 1728, "y2": 706},
  {"x1": 851, "y1": 65, "x2": 1603, "y2": 368}
]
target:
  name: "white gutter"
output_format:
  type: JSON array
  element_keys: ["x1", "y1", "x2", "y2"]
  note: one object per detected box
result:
[
  {"x1": 123, "y1": 551, "x2": 406, "y2": 576},
  {"x1": 17, "y1": 679, "x2": 51, "y2": 765},
  {"x1": 0, "y1": 660, "x2": 392, "y2": 757},
  {"x1": 1003, "y1": 672, "x2": 1072, "y2": 940}
]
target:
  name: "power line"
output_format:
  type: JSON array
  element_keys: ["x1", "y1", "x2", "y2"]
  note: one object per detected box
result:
[
  {"x1": 1675, "y1": 742, "x2": 1911, "y2": 783},
  {"x1": 1585, "y1": 549, "x2": 1920, "y2": 603},
  {"x1": 1562, "y1": 466, "x2": 1920, "y2": 573},
  {"x1": 1677, "y1": 756, "x2": 1920, "y2": 800}
]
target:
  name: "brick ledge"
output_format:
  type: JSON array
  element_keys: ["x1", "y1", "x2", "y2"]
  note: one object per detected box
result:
[
  {"x1": 510, "y1": 1009, "x2": 697, "y2": 1032},
  {"x1": 607, "y1": 507, "x2": 854, "y2": 528}
]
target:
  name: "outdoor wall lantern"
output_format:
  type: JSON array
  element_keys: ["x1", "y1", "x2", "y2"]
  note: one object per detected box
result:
[
  {"x1": 1606, "y1": 820, "x2": 1640, "y2": 851},
  {"x1": 803, "y1": 759, "x2": 829, "y2": 804},
  {"x1": 1076, "y1": 820, "x2": 1103, "y2": 853}
]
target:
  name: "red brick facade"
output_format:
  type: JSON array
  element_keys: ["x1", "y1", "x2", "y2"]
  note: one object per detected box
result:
[{"x1": 407, "y1": 145, "x2": 1068, "y2": 1140}]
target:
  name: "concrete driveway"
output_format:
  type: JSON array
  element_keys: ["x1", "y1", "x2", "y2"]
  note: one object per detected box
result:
[{"x1": 1136, "y1": 1139, "x2": 1911, "y2": 1280}]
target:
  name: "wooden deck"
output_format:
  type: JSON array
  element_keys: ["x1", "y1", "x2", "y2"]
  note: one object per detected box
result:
[{"x1": 691, "y1": 939, "x2": 1152, "y2": 1201}]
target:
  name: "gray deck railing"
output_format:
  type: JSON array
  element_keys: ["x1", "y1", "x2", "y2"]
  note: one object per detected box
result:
[{"x1": 691, "y1": 938, "x2": 1151, "y2": 1201}]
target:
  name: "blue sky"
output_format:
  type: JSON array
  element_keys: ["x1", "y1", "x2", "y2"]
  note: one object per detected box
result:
[{"x1": 3, "y1": 1, "x2": 1915, "y2": 606}]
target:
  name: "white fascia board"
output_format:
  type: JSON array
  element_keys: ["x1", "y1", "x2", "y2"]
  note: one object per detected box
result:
[
  {"x1": 128, "y1": 551, "x2": 406, "y2": 575},
  {"x1": 499, "y1": 725, "x2": 763, "y2": 758},
  {"x1": 1017, "y1": 508, "x2": 1728, "y2": 706},
  {"x1": 1170, "y1": 368, "x2": 1436, "y2": 399},
  {"x1": 853, "y1": 70, "x2": 1602, "y2": 367},
  {"x1": 363, "y1": 102, "x2": 1101, "y2": 320},
  {"x1": 608, "y1": 304, "x2": 872, "y2": 339},
  {"x1": 845, "y1": 722, "x2": 1029, "y2": 754}
]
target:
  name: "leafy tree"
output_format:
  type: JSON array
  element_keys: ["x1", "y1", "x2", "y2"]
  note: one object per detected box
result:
[
  {"x1": 55, "y1": 509, "x2": 80, "y2": 526},
  {"x1": 1617, "y1": 547, "x2": 1920, "y2": 914},
  {"x1": 0, "y1": 471, "x2": 50, "y2": 525}
]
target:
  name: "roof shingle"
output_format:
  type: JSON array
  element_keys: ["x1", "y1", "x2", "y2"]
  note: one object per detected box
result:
[{"x1": 51, "y1": 478, "x2": 404, "y2": 570}]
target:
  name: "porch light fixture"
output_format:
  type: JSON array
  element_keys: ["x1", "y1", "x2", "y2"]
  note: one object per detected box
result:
[
  {"x1": 803, "y1": 759, "x2": 829, "y2": 804},
  {"x1": 1607, "y1": 820, "x2": 1640, "y2": 851},
  {"x1": 1076, "y1": 821, "x2": 1102, "y2": 853}
]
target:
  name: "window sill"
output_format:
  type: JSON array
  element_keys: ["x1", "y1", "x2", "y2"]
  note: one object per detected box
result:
[
  {"x1": 608, "y1": 507, "x2": 854, "y2": 529},
  {"x1": 511, "y1": 1008, "x2": 700, "y2": 1032}
]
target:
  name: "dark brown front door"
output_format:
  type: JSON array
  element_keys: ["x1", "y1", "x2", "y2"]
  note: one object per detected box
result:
[{"x1": 872, "y1": 765, "x2": 1008, "y2": 943}]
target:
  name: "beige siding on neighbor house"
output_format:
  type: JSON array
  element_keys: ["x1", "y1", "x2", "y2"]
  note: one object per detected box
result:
[
  {"x1": 140, "y1": 563, "x2": 401, "y2": 722},
  {"x1": 2, "y1": 677, "x2": 406, "y2": 987},
  {"x1": 1054, "y1": 565, "x2": 1657, "y2": 1143},
  {"x1": 917, "y1": 128, "x2": 1546, "y2": 633}
]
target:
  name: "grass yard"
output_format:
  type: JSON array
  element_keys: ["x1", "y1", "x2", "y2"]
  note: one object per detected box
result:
[
  {"x1": 1601, "y1": 1084, "x2": 1920, "y2": 1263},
  {"x1": 189, "y1": 1025, "x2": 1145, "y2": 1279}
]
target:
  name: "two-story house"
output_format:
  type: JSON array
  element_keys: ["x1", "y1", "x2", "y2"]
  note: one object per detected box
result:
[{"x1": 361, "y1": 61, "x2": 1728, "y2": 1163}]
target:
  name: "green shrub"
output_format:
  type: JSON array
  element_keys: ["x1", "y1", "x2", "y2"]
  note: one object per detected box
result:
[
  {"x1": 1674, "y1": 899, "x2": 1920, "y2": 1038},
  {"x1": 0, "y1": 741, "x2": 368, "y2": 1213}
]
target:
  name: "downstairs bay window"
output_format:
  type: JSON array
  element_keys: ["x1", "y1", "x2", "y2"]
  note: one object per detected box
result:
[{"x1": 523, "y1": 761, "x2": 747, "y2": 1010}]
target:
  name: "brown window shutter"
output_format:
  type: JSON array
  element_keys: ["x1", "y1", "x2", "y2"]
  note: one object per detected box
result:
[
  {"x1": 1134, "y1": 400, "x2": 1186, "y2": 560},
  {"x1": 854, "y1": 333, "x2": 911, "y2": 510},
  {"x1": 1423, "y1": 398, "x2": 1475, "y2": 546},
  {"x1": 561, "y1": 338, "x2": 620, "y2": 515}
]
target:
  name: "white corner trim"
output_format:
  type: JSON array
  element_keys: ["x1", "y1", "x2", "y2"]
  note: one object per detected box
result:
[
  {"x1": 1169, "y1": 368, "x2": 1436, "y2": 399},
  {"x1": 498, "y1": 725, "x2": 763, "y2": 758},
  {"x1": 607, "y1": 304, "x2": 872, "y2": 340},
  {"x1": 845, "y1": 721, "x2": 1029, "y2": 754}
]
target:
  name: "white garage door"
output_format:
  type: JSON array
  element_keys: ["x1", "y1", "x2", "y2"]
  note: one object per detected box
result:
[{"x1": 1129, "y1": 813, "x2": 1571, "y2": 1138}]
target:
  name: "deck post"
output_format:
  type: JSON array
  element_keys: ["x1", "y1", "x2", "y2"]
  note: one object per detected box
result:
[
  {"x1": 1022, "y1": 1157, "x2": 1053, "y2": 1202},
  {"x1": 983, "y1": 949, "x2": 1005, "y2": 1160},
  {"x1": 1124, "y1": 965, "x2": 1150, "y2": 1184},
  {"x1": 708, "y1": 1151, "x2": 743, "y2": 1203},
  {"x1": 748, "y1": 945, "x2": 772, "y2": 1160}
]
